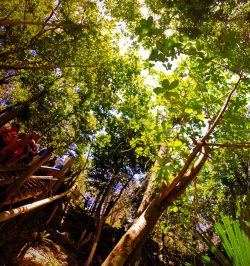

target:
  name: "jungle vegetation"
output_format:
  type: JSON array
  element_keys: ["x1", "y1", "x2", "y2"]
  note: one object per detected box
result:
[{"x1": 0, "y1": 0, "x2": 249, "y2": 265}]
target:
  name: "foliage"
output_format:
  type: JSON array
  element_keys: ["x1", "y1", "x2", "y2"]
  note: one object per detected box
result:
[
  {"x1": 34, "y1": 230, "x2": 52, "y2": 246},
  {"x1": 0, "y1": 0, "x2": 249, "y2": 264},
  {"x1": 196, "y1": 215, "x2": 250, "y2": 266},
  {"x1": 214, "y1": 216, "x2": 250, "y2": 266}
]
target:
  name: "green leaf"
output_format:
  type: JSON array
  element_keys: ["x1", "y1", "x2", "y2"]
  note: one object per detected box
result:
[
  {"x1": 153, "y1": 87, "x2": 165, "y2": 94},
  {"x1": 168, "y1": 206, "x2": 178, "y2": 213},
  {"x1": 173, "y1": 139, "x2": 182, "y2": 147},
  {"x1": 201, "y1": 255, "x2": 212, "y2": 263},
  {"x1": 163, "y1": 225, "x2": 170, "y2": 233},
  {"x1": 146, "y1": 16, "x2": 153, "y2": 28},
  {"x1": 169, "y1": 80, "x2": 179, "y2": 89},
  {"x1": 149, "y1": 49, "x2": 158, "y2": 61},
  {"x1": 215, "y1": 216, "x2": 250, "y2": 266},
  {"x1": 151, "y1": 166, "x2": 161, "y2": 171},
  {"x1": 197, "y1": 114, "x2": 205, "y2": 120},
  {"x1": 172, "y1": 206, "x2": 178, "y2": 212},
  {"x1": 164, "y1": 91, "x2": 179, "y2": 100},
  {"x1": 161, "y1": 78, "x2": 170, "y2": 89},
  {"x1": 185, "y1": 108, "x2": 193, "y2": 114}
]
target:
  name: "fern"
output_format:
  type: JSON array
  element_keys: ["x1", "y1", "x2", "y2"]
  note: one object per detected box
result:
[{"x1": 214, "y1": 216, "x2": 250, "y2": 266}]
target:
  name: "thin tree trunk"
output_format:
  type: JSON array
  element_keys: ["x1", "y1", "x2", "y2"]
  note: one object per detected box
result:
[
  {"x1": 76, "y1": 189, "x2": 108, "y2": 249},
  {"x1": 136, "y1": 145, "x2": 167, "y2": 218},
  {"x1": 45, "y1": 205, "x2": 59, "y2": 225},
  {"x1": 0, "y1": 104, "x2": 17, "y2": 116},
  {"x1": 84, "y1": 215, "x2": 104, "y2": 266},
  {"x1": 60, "y1": 197, "x2": 71, "y2": 226},
  {"x1": 84, "y1": 175, "x2": 132, "y2": 265},
  {"x1": 0, "y1": 108, "x2": 20, "y2": 128},
  {"x1": 0, "y1": 19, "x2": 88, "y2": 29},
  {"x1": 126, "y1": 146, "x2": 167, "y2": 265},
  {"x1": 0, "y1": 64, "x2": 92, "y2": 71}
]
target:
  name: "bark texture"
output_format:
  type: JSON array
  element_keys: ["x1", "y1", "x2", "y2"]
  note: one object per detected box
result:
[{"x1": 102, "y1": 198, "x2": 162, "y2": 266}]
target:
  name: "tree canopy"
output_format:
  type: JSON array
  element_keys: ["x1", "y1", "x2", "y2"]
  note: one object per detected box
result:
[{"x1": 0, "y1": 0, "x2": 249, "y2": 265}]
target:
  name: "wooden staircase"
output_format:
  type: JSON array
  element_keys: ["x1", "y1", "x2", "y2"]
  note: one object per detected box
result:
[
  {"x1": 0, "y1": 166, "x2": 60, "y2": 206},
  {"x1": 0, "y1": 150, "x2": 74, "y2": 222}
]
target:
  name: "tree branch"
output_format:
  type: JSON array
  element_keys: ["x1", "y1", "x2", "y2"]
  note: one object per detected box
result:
[
  {"x1": 28, "y1": 2, "x2": 61, "y2": 45},
  {"x1": 185, "y1": 64, "x2": 212, "y2": 120},
  {"x1": 0, "y1": 19, "x2": 88, "y2": 29},
  {"x1": 0, "y1": 64, "x2": 94, "y2": 71},
  {"x1": 156, "y1": 75, "x2": 242, "y2": 205},
  {"x1": 205, "y1": 142, "x2": 250, "y2": 148},
  {"x1": 202, "y1": 76, "x2": 242, "y2": 140}
]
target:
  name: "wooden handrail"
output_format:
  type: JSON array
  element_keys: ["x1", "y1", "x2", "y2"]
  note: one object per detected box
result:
[
  {"x1": 0, "y1": 190, "x2": 70, "y2": 222},
  {"x1": 0, "y1": 149, "x2": 53, "y2": 207},
  {"x1": 40, "y1": 166, "x2": 60, "y2": 171},
  {"x1": 30, "y1": 176, "x2": 58, "y2": 180}
]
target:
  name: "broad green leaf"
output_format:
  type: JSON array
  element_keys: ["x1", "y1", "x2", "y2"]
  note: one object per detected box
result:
[
  {"x1": 172, "y1": 206, "x2": 178, "y2": 212},
  {"x1": 146, "y1": 16, "x2": 153, "y2": 28},
  {"x1": 169, "y1": 80, "x2": 179, "y2": 89},
  {"x1": 161, "y1": 79, "x2": 170, "y2": 89},
  {"x1": 150, "y1": 166, "x2": 161, "y2": 171},
  {"x1": 153, "y1": 87, "x2": 165, "y2": 94},
  {"x1": 148, "y1": 49, "x2": 158, "y2": 61},
  {"x1": 164, "y1": 91, "x2": 179, "y2": 100},
  {"x1": 169, "y1": 206, "x2": 178, "y2": 213}
]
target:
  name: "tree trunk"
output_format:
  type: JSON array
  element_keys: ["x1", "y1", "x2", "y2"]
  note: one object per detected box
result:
[
  {"x1": 126, "y1": 146, "x2": 167, "y2": 265},
  {"x1": 0, "y1": 105, "x2": 17, "y2": 116},
  {"x1": 102, "y1": 198, "x2": 162, "y2": 266},
  {"x1": 136, "y1": 145, "x2": 167, "y2": 218},
  {"x1": 84, "y1": 215, "x2": 104, "y2": 266},
  {"x1": 102, "y1": 147, "x2": 209, "y2": 265},
  {"x1": 102, "y1": 78, "x2": 240, "y2": 265},
  {"x1": 0, "y1": 64, "x2": 92, "y2": 71},
  {"x1": 0, "y1": 19, "x2": 88, "y2": 29},
  {"x1": 45, "y1": 205, "x2": 59, "y2": 225},
  {"x1": 0, "y1": 108, "x2": 21, "y2": 128}
]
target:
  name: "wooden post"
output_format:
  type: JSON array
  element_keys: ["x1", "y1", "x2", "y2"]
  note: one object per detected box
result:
[
  {"x1": 51, "y1": 156, "x2": 74, "y2": 195},
  {"x1": 0, "y1": 148, "x2": 53, "y2": 207},
  {"x1": 33, "y1": 155, "x2": 74, "y2": 202}
]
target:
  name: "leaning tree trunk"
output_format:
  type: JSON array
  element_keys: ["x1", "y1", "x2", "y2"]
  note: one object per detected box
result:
[
  {"x1": 84, "y1": 214, "x2": 105, "y2": 266},
  {"x1": 102, "y1": 77, "x2": 241, "y2": 265},
  {"x1": 84, "y1": 176, "x2": 133, "y2": 266},
  {"x1": 102, "y1": 146, "x2": 209, "y2": 266},
  {"x1": 125, "y1": 145, "x2": 167, "y2": 265},
  {"x1": 136, "y1": 145, "x2": 167, "y2": 218}
]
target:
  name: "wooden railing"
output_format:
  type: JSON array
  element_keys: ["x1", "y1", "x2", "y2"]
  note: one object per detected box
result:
[{"x1": 0, "y1": 152, "x2": 74, "y2": 221}]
